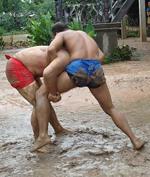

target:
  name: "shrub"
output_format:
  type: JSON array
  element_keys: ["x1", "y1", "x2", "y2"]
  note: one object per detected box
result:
[
  {"x1": 68, "y1": 20, "x2": 96, "y2": 38},
  {"x1": 103, "y1": 45, "x2": 135, "y2": 64},
  {"x1": 26, "y1": 12, "x2": 54, "y2": 45},
  {"x1": 127, "y1": 31, "x2": 139, "y2": 37},
  {"x1": 68, "y1": 20, "x2": 83, "y2": 30},
  {"x1": 0, "y1": 27, "x2": 5, "y2": 50},
  {"x1": 84, "y1": 22, "x2": 96, "y2": 38}
]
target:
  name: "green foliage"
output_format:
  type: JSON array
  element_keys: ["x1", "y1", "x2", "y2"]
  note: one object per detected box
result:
[
  {"x1": 0, "y1": 0, "x2": 3, "y2": 13},
  {"x1": 127, "y1": 31, "x2": 139, "y2": 37},
  {"x1": 103, "y1": 45, "x2": 135, "y2": 64},
  {"x1": 84, "y1": 22, "x2": 96, "y2": 38},
  {"x1": 26, "y1": 12, "x2": 54, "y2": 45},
  {"x1": 0, "y1": 27, "x2": 5, "y2": 50},
  {"x1": 68, "y1": 21, "x2": 83, "y2": 30},
  {"x1": 27, "y1": 0, "x2": 55, "y2": 17},
  {"x1": 0, "y1": 0, "x2": 55, "y2": 33},
  {"x1": 64, "y1": 0, "x2": 96, "y2": 5},
  {"x1": 103, "y1": 56, "x2": 111, "y2": 64},
  {"x1": 0, "y1": 38, "x2": 5, "y2": 50},
  {"x1": 0, "y1": 0, "x2": 28, "y2": 32},
  {"x1": 68, "y1": 20, "x2": 96, "y2": 38}
]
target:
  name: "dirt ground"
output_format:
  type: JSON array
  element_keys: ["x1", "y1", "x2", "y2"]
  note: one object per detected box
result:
[{"x1": 0, "y1": 38, "x2": 150, "y2": 177}]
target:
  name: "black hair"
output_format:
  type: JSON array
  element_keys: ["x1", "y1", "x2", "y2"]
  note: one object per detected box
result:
[{"x1": 52, "y1": 22, "x2": 68, "y2": 35}]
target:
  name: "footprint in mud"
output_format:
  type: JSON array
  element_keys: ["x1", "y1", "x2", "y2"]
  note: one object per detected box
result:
[
  {"x1": 0, "y1": 141, "x2": 18, "y2": 151},
  {"x1": 74, "y1": 127, "x2": 111, "y2": 138},
  {"x1": 0, "y1": 166, "x2": 13, "y2": 174},
  {"x1": 52, "y1": 127, "x2": 129, "y2": 157},
  {"x1": 57, "y1": 128, "x2": 74, "y2": 135}
]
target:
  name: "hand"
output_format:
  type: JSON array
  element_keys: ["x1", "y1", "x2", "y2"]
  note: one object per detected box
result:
[{"x1": 48, "y1": 92, "x2": 61, "y2": 103}]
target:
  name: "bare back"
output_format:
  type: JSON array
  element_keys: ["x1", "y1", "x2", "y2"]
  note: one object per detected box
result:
[
  {"x1": 60, "y1": 30, "x2": 99, "y2": 60},
  {"x1": 15, "y1": 46, "x2": 48, "y2": 76}
]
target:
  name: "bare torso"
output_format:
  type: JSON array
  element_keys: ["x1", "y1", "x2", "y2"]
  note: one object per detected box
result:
[
  {"x1": 14, "y1": 46, "x2": 69, "y2": 77},
  {"x1": 61, "y1": 30, "x2": 100, "y2": 61},
  {"x1": 15, "y1": 46, "x2": 48, "y2": 77}
]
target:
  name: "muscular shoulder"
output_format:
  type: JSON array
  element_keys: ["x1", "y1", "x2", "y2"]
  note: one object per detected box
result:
[{"x1": 55, "y1": 32, "x2": 64, "y2": 38}]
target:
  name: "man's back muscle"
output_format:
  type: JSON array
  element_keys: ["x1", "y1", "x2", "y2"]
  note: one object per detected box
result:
[{"x1": 62, "y1": 30, "x2": 99, "y2": 60}]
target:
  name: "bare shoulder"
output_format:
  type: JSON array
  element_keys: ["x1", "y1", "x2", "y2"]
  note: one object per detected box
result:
[
  {"x1": 63, "y1": 29, "x2": 76, "y2": 36},
  {"x1": 55, "y1": 32, "x2": 64, "y2": 38},
  {"x1": 77, "y1": 30, "x2": 85, "y2": 34},
  {"x1": 77, "y1": 30, "x2": 87, "y2": 35}
]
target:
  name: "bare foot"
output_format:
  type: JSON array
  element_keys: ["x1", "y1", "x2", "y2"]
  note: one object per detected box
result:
[
  {"x1": 133, "y1": 138, "x2": 145, "y2": 150},
  {"x1": 37, "y1": 145, "x2": 51, "y2": 153},
  {"x1": 54, "y1": 127, "x2": 65, "y2": 134},
  {"x1": 56, "y1": 128, "x2": 72, "y2": 136},
  {"x1": 31, "y1": 136, "x2": 52, "y2": 152}
]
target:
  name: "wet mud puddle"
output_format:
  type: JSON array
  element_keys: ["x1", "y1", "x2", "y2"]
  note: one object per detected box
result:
[{"x1": 1, "y1": 49, "x2": 150, "y2": 177}]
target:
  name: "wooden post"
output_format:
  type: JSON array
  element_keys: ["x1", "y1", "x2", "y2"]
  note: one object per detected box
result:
[
  {"x1": 121, "y1": 15, "x2": 128, "y2": 39},
  {"x1": 139, "y1": 0, "x2": 147, "y2": 42}
]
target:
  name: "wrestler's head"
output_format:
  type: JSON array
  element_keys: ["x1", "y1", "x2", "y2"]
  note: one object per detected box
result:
[{"x1": 52, "y1": 22, "x2": 68, "y2": 36}]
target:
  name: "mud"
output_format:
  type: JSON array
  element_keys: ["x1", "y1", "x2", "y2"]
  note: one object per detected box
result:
[{"x1": 0, "y1": 39, "x2": 150, "y2": 177}]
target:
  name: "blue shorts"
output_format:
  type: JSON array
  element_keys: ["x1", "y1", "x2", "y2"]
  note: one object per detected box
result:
[{"x1": 65, "y1": 59, "x2": 106, "y2": 88}]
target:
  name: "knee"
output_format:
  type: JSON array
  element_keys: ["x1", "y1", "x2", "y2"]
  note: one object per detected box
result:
[{"x1": 102, "y1": 104, "x2": 115, "y2": 116}]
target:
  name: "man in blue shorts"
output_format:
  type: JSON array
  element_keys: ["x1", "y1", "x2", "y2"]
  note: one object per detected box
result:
[{"x1": 33, "y1": 22, "x2": 145, "y2": 151}]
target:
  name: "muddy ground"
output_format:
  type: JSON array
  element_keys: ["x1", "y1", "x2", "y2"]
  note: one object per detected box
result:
[{"x1": 0, "y1": 38, "x2": 150, "y2": 177}]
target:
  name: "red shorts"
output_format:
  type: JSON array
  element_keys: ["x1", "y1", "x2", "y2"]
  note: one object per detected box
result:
[{"x1": 5, "y1": 55, "x2": 35, "y2": 89}]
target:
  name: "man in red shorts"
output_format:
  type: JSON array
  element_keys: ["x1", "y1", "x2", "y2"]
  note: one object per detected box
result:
[{"x1": 5, "y1": 46, "x2": 73, "y2": 151}]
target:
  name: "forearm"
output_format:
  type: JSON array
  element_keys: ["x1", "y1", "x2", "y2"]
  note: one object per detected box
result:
[
  {"x1": 43, "y1": 70, "x2": 58, "y2": 95},
  {"x1": 43, "y1": 54, "x2": 69, "y2": 98}
]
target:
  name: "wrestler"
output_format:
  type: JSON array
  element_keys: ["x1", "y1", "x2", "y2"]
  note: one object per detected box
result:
[
  {"x1": 40, "y1": 22, "x2": 145, "y2": 151},
  {"x1": 5, "y1": 46, "x2": 71, "y2": 151}
]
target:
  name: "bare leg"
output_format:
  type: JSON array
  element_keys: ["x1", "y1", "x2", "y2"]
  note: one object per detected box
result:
[
  {"x1": 49, "y1": 104, "x2": 65, "y2": 134},
  {"x1": 31, "y1": 103, "x2": 65, "y2": 137},
  {"x1": 90, "y1": 83, "x2": 145, "y2": 150},
  {"x1": 18, "y1": 81, "x2": 65, "y2": 134},
  {"x1": 31, "y1": 107, "x2": 39, "y2": 139},
  {"x1": 57, "y1": 72, "x2": 75, "y2": 93},
  {"x1": 56, "y1": 72, "x2": 76, "y2": 136},
  {"x1": 6, "y1": 70, "x2": 67, "y2": 152},
  {"x1": 31, "y1": 84, "x2": 52, "y2": 152},
  {"x1": 32, "y1": 71, "x2": 76, "y2": 152},
  {"x1": 18, "y1": 81, "x2": 38, "y2": 106}
]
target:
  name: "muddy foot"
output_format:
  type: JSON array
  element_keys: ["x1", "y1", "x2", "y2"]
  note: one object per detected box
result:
[
  {"x1": 37, "y1": 144, "x2": 53, "y2": 153},
  {"x1": 31, "y1": 136, "x2": 52, "y2": 152},
  {"x1": 56, "y1": 128, "x2": 73, "y2": 136},
  {"x1": 133, "y1": 138, "x2": 145, "y2": 150}
]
